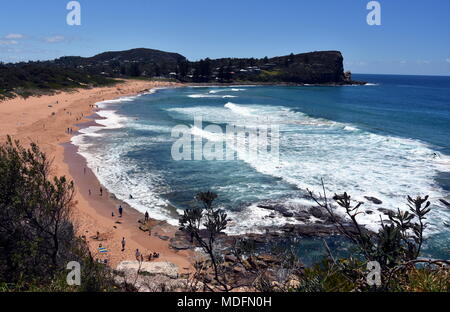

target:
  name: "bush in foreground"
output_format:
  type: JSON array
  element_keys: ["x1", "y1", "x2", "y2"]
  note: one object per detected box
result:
[{"x1": 0, "y1": 137, "x2": 116, "y2": 291}]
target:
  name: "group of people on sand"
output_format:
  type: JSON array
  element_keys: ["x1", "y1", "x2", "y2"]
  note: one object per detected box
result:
[
  {"x1": 87, "y1": 184, "x2": 156, "y2": 263},
  {"x1": 135, "y1": 248, "x2": 160, "y2": 261},
  {"x1": 147, "y1": 251, "x2": 160, "y2": 261},
  {"x1": 88, "y1": 186, "x2": 104, "y2": 197},
  {"x1": 121, "y1": 240, "x2": 160, "y2": 262}
]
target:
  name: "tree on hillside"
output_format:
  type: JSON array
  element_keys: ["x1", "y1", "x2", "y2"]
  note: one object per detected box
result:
[
  {"x1": 0, "y1": 137, "x2": 75, "y2": 282},
  {"x1": 179, "y1": 191, "x2": 230, "y2": 291},
  {"x1": 0, "y1": 137, "x2": 116, "y2": 291},
  {"x1": 177, "y1": 60, "x2": 190, "y2": 79}
]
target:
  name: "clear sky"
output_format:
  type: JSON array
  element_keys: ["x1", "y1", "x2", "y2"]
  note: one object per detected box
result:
[{"x1": 1, "y1": 0, "x2": 449, "y2": 75}]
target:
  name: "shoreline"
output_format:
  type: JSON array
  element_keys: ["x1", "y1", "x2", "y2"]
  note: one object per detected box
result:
[
  {"x1": 63, "y1": 140, "x2": 193, "y2": 270},
  {"x1": 0, "y1": 79, "x2": 194, "y2": 272}
]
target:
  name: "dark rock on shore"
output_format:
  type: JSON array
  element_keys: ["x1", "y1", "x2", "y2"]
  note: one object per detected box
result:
[
  {"x1": 158, "y1": 235, "x2": 170, "y2": 241},
  {"x1": 169, "y1": 238, "x2": 192, "y2": 250},
  {"x1": 169, "y1": 231, "x2": 194, "y2": 250},
  {"x1": 439, "y1": 199, "x2": 450, "y2": 207},
  {"x1": 281, "y1": 224, "x2": 345, "y2": 237},
  {"x1": 257, "y1": 204, "x2": 294, "y2": 217},
  {"x1": 257, "y1": 199, "x2": 342, "y2": 226},
  {"x1": 377, "y1": 208, "x2": 392, "y2": 216},
  {"x1": 365, "y1": 196, "x2": 383, "y2": 205},
  {"x1": 309, "y1": 206, "x2": 327, "y2": 219}
]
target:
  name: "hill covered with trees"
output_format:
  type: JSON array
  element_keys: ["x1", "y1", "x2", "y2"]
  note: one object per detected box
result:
[
  {"x1": 0, "y1": 48, "x2": 362, "y2": 99},
  {"x1": 0, "y1": 62, "x2": 116, "y2": 99},
  {"x1": 50, "y1": 48, "x2": 357, "y2": 84}
]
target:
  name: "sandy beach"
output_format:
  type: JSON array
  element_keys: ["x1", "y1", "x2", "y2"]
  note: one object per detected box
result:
[{"x1": 0, "y1": 79, "x2": 193, "y2": 273}]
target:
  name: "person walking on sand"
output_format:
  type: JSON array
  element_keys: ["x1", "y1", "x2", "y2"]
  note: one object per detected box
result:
[
  {"x1": 121, "y1": 237, "x2": 126, "y2": 251},
  {"x1": 100, "y1": 187, "x2": 103, "y2": 197},
  {"x1": 135, "y1": 249, "x2": 141, "y2": 261},
  {"x1": 144, "y1": 211, "x2": 149, "y2": 223},
  {"x1": 118, "y1": 205, "x2": 123, "y2": 218}
]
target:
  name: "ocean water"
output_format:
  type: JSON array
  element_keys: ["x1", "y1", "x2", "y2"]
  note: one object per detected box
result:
[{"x1": 72, "y1": 74, "x2": 450, "y2": 258}]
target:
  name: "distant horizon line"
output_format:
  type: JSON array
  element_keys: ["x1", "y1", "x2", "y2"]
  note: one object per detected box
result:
[{"x1": 353, "y1": 73, "x2": 450, "y2": 77}]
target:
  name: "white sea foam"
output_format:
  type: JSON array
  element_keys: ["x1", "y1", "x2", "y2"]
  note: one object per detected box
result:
[
  {"x1": 188, "y1": 94, "x2": 221, "y2": 98},
  {"x1": 168, "y1": 102, "x2": 450, "y2": 234},
  {"x1": 188, "y1": 93, "x2": 238, "y2": 99},
  {"x1": 76, "y1": 138, "x2": 175, "y2": 223},
  {"x1": 343, "y1": 125, "x2": 359, "y2": 132},
  {"x1": 226, "y1": 204, "x2": 301, "y2": 235},
  {"x1": 224, "y1": 102, "x2": 256, "y2": 117},
  {"x1": 95, "y1": 110, "x2": 128, "y2": 129},
  {"x1": 191, "y1": 126, "x2": 225, "y2": 142}
]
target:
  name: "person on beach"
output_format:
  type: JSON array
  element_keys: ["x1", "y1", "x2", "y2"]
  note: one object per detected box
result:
[
  {"x1": 100, "y1": 187, "x2": 103, "y2": 196},
  {"x1": 121, "y1": 237, "x2": 126, "y2": 251},
  {"x1": 88, "y1": 189, "x2": 91, "y2": 196},
  {"x1": 135, "y1": 249, "x2": 141, "y2": 261},
  {"x1": 144, "y1": 211, "x2": 149, "y2": 223},
  {"x1": 119, "y1": 205, "x2": 123, "y2": 218}
]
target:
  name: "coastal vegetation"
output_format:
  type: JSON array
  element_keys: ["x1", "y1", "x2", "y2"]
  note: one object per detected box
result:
[{"x1": 0, "y1": 61, "x2": 116, "y2": 99}]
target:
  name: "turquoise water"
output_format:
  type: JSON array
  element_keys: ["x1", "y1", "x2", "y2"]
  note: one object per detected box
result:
[{"x1": 73, "y1": 74, "x2": 450, "y2": 259}]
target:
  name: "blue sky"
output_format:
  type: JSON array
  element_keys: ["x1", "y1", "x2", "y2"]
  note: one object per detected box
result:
[{"x1": 1, "y1": 0, "x2": 449, "y2": 75}]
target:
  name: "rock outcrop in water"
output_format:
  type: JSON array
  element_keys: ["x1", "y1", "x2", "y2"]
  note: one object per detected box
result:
[{"x1": 259, "y1": 51, "x2": 356, "y2": 85}]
